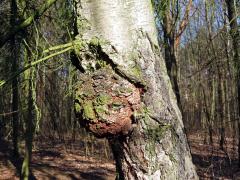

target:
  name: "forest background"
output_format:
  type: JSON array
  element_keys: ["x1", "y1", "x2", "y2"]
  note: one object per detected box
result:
[{"x1": 0, "y1": 0, "x2": 239, "y2": 179}]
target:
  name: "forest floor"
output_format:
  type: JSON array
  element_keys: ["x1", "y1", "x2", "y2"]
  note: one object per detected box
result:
[
  {"x1": 188, "y1": 132, "x2": 240, "y2": 180},
  {"x1": 0, "y1": 138, "x2": 115, "y2": 180},
  {"x1": 1, "y1": 132, "x2": 240, "y2": 179}
]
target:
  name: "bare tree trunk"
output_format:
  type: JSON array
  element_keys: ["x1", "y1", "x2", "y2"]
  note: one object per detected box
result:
[
  {"x1": 217, "y1": 67, "x2": 225, "y2": 150},
  {"x1": 10, "y1": 0, "x2": 20, "y2": 158},
  {"x1": 161, "y1": 0, "x2": 182, "y2": 111},
  {"x1": 225, "y1": 0, "x2": 240, "y2": 166},
  {"x1": 19, "y1": 1, "x2": 37, "y2": 178},
  {"x1": 73, "y1": 1, "x2": 198, "y2": 179},
  {"x1": 21, "y1": 40, "x2": 37, "y2": 180},
  {"x1": 202, "y1": 84, "x2": 213, "y2": 144},
  {"x1": 163, "y1": 34, "x2": 182, "y2": 111},
  {"x1": 21, "y1": 64, "x2": 35, "y2": 180}
]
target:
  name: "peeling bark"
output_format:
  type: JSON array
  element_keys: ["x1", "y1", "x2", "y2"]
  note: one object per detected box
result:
[{"x1": 73, "y1": 0, "x2": 198, "y2": 179}]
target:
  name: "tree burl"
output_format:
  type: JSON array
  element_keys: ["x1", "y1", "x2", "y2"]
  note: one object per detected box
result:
[{"x1": 75, "y1": 67, "x2": 142, "y2": 137}]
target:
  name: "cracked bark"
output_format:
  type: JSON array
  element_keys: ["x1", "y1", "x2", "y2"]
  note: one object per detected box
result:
[{"x1": 73, "y1": 1, "x2": 198, "y2": 179}]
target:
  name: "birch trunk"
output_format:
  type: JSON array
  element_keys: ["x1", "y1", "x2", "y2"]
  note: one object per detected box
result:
[{"x1": 74, "y1": 1, "x2": 198, "y2": 179}]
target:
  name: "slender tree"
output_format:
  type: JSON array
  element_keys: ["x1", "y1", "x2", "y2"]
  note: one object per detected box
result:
[
  {"x1": 153, "y1": 0, "x2": 193, "y2": 110},
  {"x1": 21, "y1": 44, "x2": 37, "y2": 180},
  {"x1": 10, "y1": 0, "x2": 20, "y2": 158},
  {"x1": 225, "y1": 0, "x2": 240, "y2": 166}
]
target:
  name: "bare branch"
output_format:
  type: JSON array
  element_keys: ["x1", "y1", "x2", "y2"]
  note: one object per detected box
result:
[
  {"x1": 175, "y1": 0, "x2": 193, "y2": 48},
  {"x1": 0, "y1": 0, "x2": 58, "y2": 48}
]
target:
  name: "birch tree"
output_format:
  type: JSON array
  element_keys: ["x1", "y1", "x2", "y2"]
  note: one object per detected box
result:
[{"x1": 73, "y1": 1, "x2": 198, "y2": 179}]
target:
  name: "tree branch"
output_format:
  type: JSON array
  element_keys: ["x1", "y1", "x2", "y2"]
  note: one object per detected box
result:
[
  {"x1": 175, "y1": 0, "x2": 193, "y2": 48},
  {"x1": 0, "y1": 0, "x2": 58, "y2": 48},
  {"x1": 0, "y1": 46, "x2": 73, "y2": 88}
]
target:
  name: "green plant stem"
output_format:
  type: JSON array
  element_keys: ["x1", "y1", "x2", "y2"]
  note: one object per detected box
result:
[
  {"x1": 0, "y1": 46, "x2": 73, "y2": 88},
  {"x1": 43, "y1": 41, "x2": 81, "y2": 54}
]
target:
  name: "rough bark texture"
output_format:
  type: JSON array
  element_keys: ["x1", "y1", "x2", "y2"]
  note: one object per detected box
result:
[
  {"x1": 10, "y1": 0, "x2": 20, "y2": 158},
  {"x1": 74, "y1": 0, "x2": 198, "y2": 179},
  {"x1": 225, "y1": 0, "x2": 240, "y2": 166}
]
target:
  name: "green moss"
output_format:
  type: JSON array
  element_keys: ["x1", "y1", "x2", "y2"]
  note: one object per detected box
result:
[
  {"x1": 96, "y1": 124, "x2": 101, "y2": 129},
  {"x1": 144, "y1": 123, "x2": 172, "y2": 166},
  {"x1": 126, "y1": 51, "x2": 143, "y2": 78},
  {"x1": 113, "y1": 86, "x2": 133, "y2": 96},
  {"x1": 112, "y1": 101, "x2": 123, "y2": 106},
  {"x1": 89, "y1": 37, "x2": 100, "y2": 46},
  {"x1": 83, "y1": 101, "x2": 95, "y2": 120},
  {"x1": 96, "y1": 59, "x2": 108, "y2": 69},
  {"x1": 119, "y1": 87, "x2": 133, "y2": 94},
  {"x1": 169, "y1": 154, "x2": 177, "y2": 163},
  {"x1": 112, "y1": 101, "x2": 124, "y2": 111},
  {"x1": 78, "y1": 82, "x2": 95, "y2": 98},
  {"x1": 131, "y1": 65, "x2": 142, "y2": 78},
  {"x1": 139, "y1": 105, "x2": 173, "y2": 161},
  {"x1": 95, "y1": 105, "x2": 106, "y2": 114},
  {"x1": 0, "y1": 80, "x2": 6, "y2": 87},
  {"x1": 132, "y1": 106, "x2": 151, "y2": 122},
  {"x1": 132, "y1": 110, "x2": 144, "y2": 120},
  {"x1": 73, "y1": 39, "x2": 85, "y2": 56},
  {"x1": 121, "y1": 64, "x2": 146, "y2": 87},
  {"x1": 89, "y1": 37, "x2": 107, "y2": 47},
  {"x1": 76, "y1": 17, "x2": 90, "y2": 35},
  {"x1": 79, "y1": 89, "x2": 94, "y2": 98},
  {"x1": 95, "y1": 105, "x2": 109, "y2": 120},
  {"x1": 129, "y1": 51, "x2": 139, "y2": 61},
  {"x1": 96, "y1": 93, "x2": 112, "y2": 105},
  {"x1": 75, "y1": 103, "x2": 82, "y2": 113},
  {"x1": 147, "y1": 124, "x2": 172, "y2": 140}
]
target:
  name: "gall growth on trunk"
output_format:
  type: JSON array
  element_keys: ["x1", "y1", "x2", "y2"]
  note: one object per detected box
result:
[{"x1": 75, "y1": 67, "x2": 141, "y2": 137}]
